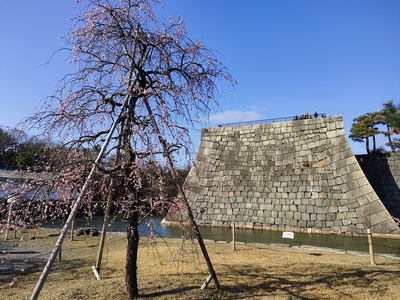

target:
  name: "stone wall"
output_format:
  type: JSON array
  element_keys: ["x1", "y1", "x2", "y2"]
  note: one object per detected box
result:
[
  {"x1": 165, "y1": 115, "x2": 400, "y2": 235},
  {"x1": 0, "y1": 169, "x2": 38, "y2": 180},
  {"x1": 357, "y1": 153, "x2": 400, "y2": 219}
]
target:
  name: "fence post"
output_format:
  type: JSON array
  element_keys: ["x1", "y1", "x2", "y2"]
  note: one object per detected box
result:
[
  {"x1": 367, "y1": 229, "x2": 375, "y2": 266},
  {"x1": 232, "y1": 222, "x2": 236, "y2": 251}
]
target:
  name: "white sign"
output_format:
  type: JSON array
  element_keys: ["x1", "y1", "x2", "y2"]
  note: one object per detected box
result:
[{"x1": 282, "y1": 231, "x2": 294, "y2": 239}]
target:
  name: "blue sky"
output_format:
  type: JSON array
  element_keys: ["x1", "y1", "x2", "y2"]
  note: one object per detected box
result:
[{"x1": 1, "y1": 0, "x2": 399, "y2": 155}]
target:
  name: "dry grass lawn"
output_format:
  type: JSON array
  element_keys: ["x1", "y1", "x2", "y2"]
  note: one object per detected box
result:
[{"x1": 1, "y1": 228, "x2": 400, "y2": 299}]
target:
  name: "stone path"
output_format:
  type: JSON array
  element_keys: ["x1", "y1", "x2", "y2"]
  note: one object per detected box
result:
[{"x1": 0, "y1": 238, "x2": 53, "y2": 278}]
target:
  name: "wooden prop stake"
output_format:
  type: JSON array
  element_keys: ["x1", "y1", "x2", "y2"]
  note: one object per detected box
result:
[
  {"x1": 95, "y1": 139, "x2": 121, "y2": 274},
  {"x1": 92, "y1": 266, "x2": 102, "y2": 280},
  {"x1": 30, "y1": 90, "x2": 131, "y2": 300},
  {"x1": 143, "y1": 99, "x2": 220, "y2": 290},
  {"x1": 70, "y1": 219, "x2": 74, "y2": 241},
  {"x1": 201, "y1": 274, "x2": 213, "y2": 290}
]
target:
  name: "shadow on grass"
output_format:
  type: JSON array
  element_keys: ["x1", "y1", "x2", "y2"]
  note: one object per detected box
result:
[
  {"x1": 212, "y1": 263, "x2": 400, "y2": 299},
  {"x1": 0, "y1": 244, "x2": 95, "y2": 285},
  {"x1": 140, "y1": 285, "x2": 200, "y2": 298},
  {"x1": 133, "y1": 262, "x2": 400, "y2": 300},
  {"x1": 0, "y1": 248, "x2": 45, "y2": 278}
]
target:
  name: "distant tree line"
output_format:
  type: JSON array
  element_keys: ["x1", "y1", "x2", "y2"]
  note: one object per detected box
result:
[
  {"x1": 0, "y1": 128, "x2": 48, "y2": 169},
  {"x1": 349, "y1": 100, "x2": 400, "y2": 154},
  {"x1": 0, "y1": 127, "x2": 189, "y2": 200}
]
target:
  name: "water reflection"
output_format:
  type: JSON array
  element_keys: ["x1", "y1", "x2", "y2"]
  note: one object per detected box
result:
[{"x1": 43, "y1": 215, "x2": 400, "y2": 257}]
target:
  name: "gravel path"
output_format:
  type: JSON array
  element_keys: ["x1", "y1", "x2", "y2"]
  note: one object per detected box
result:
[{"x1": 0, "y1": 237, "x2": 54, "y2": 278}]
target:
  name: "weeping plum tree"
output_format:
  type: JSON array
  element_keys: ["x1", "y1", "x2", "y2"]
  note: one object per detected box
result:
[{"x1": 12, "y1": 0, "x2": 235, "y2": 299}]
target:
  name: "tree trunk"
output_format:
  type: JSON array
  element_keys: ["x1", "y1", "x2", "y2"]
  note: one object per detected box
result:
[
  {"x1": 388, "y1": 125, "x2": 394, "y2": 151},
  {"x1": 125, "y1": 210, "x2": 140, "y2": 299},
  {"x1": 372, "y1": 134, "x2": 376, "y2": 152},
  {"x1": 123, "y1": 120, "x2": 140, "y2": 299},
  {"x1": 366, "y1": 137, "x2": 370, "y2": 154}
]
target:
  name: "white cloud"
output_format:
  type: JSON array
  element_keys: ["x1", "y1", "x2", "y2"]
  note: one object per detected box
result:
[
  {"x1": 249, "y1": 105, "x2": 269, "y2": 113},
  {"x1": 209, "y1": 110, "x2": 262, "y2": 125}
]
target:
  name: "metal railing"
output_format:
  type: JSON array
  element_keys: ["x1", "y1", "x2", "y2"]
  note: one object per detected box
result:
[{"x1": 218, "y1": 112, "x2": 326, "y2": 127}]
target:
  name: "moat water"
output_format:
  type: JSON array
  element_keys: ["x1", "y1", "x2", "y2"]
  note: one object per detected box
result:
[
  {"x1": 4, "y1": 177, "x2": 400, "y2": 257},
  {"x1": 43, "y1": 215, "x2": 400, "y2": 257}
]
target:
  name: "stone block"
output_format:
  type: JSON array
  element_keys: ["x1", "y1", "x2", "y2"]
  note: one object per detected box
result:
[
  {"x1": 285, "y1": 211, "x2": 294, "y2": 219},
  {"x1": 307, "y1": 221, "x2": 315, "y2": 227},
  {"x1": 326, "y1": 213, "x2": 336, "y2": 221},
  {"x1": 265, "y1": 204, "x2": 273, "y2": 211},
  {"x1": 368, "y1": 213, "x2": 382, "y2": 226},
  {"x1": 328, "y1": 206, "x2": 338, "y2": 213},
  {"x1": 301, "y1": 212, "x2": 310, "y2": 221},
  {"x1": 298, "y1": 205, "x2": 307, "y2": 213},
  {"x1": 346, "y1": 211, "x2": 357, "y2": 219},
  {"x1": 325, "y1": 220, "x2": 334, "y2": 227},
  {"x1": 336, "y1": 212, "x2": 345, "y2": 220},
  {"x1": 293, "y1": 212, "x2": 302, "y2": 220},
  {"x1": 316, "y1": 207, "x2": 328, "y2": 214},
  {"x1": 342, "y1": 219, "x2": 352, "y2": 226},
  {"x1": 297, "y1": 220, "x2": 307, "y2": 227},
  {"x1": 263, "y1": 210, "x2": 271, "y2": 217}
]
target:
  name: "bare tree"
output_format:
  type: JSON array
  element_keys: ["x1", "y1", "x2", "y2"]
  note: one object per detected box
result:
[{"x1": 7, "y1": 0, "x2": 235, "y2": 299}]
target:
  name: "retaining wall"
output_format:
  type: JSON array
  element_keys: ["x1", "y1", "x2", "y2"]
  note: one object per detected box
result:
[
  {"x1": 357, "y1": 153, "x2": 400, "y2": 219},
  {"x1": 165, "y1": 115, "x2": 400, "y2": 235}
]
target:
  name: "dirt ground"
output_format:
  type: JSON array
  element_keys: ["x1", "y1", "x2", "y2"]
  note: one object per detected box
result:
[{"x1": 1, "y1": 228, "x2": 400, "y2": 300}]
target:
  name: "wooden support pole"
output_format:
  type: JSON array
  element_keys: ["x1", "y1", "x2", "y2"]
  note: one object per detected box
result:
[
  {"x1": 70, "y1": 219, "x2": 74, "y2": 241},
  {"x1": 4, "y1": 197, "x2": 15, "y2": 241},
  {"x1": 58, "y1": 245, "x2": 62, "y2": 262},
  {"x1": 367, "y1": 229, "x2": 376, "y2": 266},
  {"x1": 30, "y1": 92, "x2": 130, "y2": 300},
  {"x1": 143, "y1": 99, "x2": 221, "y2": 290},
  {"x1": 96, "y1": 143, "x2": 121, "y2": 274}
]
